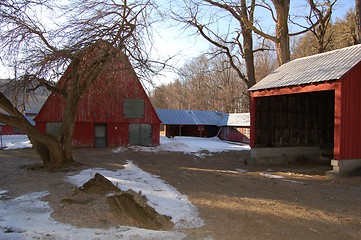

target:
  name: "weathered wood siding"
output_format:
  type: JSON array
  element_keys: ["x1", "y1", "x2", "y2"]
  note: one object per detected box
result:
[{"x1": 35, "y1": 45, "x2": 160, "y2": 147}]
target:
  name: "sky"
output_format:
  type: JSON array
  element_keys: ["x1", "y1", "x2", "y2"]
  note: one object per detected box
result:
[
  {"x1": 0, "y1": 0, "x2": 356, "y2": 87},
  {"x1": 0, "y1": 135, "x2": 250, "y2": 239}
]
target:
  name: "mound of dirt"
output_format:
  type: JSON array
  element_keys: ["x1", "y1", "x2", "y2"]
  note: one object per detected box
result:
[
  {"x1": 108, "y1": 190, "x2": 173, "y2": 230},
  {"x1": 59, "y1": 173, "x2": 173, "y2": 230},
  {"x1": 79, "y1": 173, "x2": 121, "y2": 195}
]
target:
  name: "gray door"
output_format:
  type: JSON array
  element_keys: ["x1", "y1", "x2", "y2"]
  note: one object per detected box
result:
[
  {"x1": 94, "y1": 124, "x2": 107, "y2": 147},
  {"x1": 129, "y1": 124, "x2": 152, "y2": 146}
]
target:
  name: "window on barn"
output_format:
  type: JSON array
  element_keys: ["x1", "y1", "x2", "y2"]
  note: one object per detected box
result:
[
  {"x1": 123, "y1": 98, "x2": 144, "y2": 118},
  {"x1": 46, "y1": 122, "x2": 61, "y2": 137}
]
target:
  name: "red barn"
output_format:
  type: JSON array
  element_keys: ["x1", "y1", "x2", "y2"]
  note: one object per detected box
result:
[
  {"x1": 34, "y1": 42, "x2": 160, "y2": 147},
  {"x1": 249, "y1": 44, "x2": 361, "y2": 176}
]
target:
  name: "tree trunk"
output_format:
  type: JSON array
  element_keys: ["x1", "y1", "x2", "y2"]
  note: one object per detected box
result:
[
  {"x1": 272, "y1": 0, "x2": 291, "y2": 66},
  {"x1": 240, "y1": 0, "x2": 256, "y2": 88},
  {"x1": 30, "y1": 134, "x2": 68, "y2": 166}
]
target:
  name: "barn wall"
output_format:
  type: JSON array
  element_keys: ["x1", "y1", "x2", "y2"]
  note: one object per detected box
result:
[
  {"x1": 34, "y1": 47, "x2": 161, "y2": 147},
  {"x1": 152, "y1": 123, "x2": 160, "y2": 146},
  {"x1": 107, "y1": 123, "x2": 128, "y2": 147},
  {"x1": 219, "y1": 126, "x2": 250, "y2": 143},
  {"x1": 34, "y1": 69, "x2": 160, "y2": 125},
  {"x1": 339, "y1": 62, "x2": 361, "y2": 160},
  {"x1": 35, "y1": 122, "x2": 46, "y2": 133},
  {"x1": 0, "y1": 125, "x2": 20, "y2": 135},
  {"x1": 72, "y1": 122, "x2": 94, "y2": 147}
]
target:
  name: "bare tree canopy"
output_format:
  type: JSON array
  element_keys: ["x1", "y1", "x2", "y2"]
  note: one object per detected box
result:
[
  {"x1": 0, "y1": 0, "x2": 166, "y2": 167},
  {"x1": 169, "y1": 0, "x2": 337, "y2": 90},
  {"x1": 150, "y1": 54, "x2": 249, "y2": 112},
  {"x1": 292, "y1": 8, "x2": 359, "y2": 59}
]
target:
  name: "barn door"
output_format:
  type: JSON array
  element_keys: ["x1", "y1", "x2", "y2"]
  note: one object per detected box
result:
[
  {"x1": 129, "y1": 124, "x2": 152, "y2": 146},
  {"x1": 94, "y1": 124, "x2": 107, "y2": 147}
]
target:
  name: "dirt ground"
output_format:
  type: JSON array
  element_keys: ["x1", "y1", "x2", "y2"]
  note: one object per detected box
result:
[{"x1": 1, "y1": 148, "x2": 361, "y2": 240}]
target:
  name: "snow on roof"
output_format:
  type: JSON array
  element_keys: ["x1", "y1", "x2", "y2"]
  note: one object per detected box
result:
[
  {"x1": 218, "y1": 113, "x2": 250, "y2": 127},
  {"x1": 156, "y1": 109, "x2": 227, "y2": 126},
  {"x1": 250, "y1": 44, "x2": 361, "y2": 91}
]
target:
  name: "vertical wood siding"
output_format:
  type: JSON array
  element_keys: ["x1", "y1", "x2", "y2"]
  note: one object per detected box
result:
[
  {"x1": 339, "y1": 62, "x2": 361, "y2": 159},
  {"x1": 35, "y1": 46, "x2": 160, "y2": 147}
]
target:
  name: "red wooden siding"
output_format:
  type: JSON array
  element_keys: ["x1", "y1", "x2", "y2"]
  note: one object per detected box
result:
[
  {"x1": 250, "y1": 62, "x2": 361, "y2": 161},
  {"x1": 339, "y1": 62, "x2": 361, "y2": 160},
  {"x1": 35, "y1": 43, "x2": 160, "y2": 147},
  {"x1": 0, "y1": 125, "x2": 21, "y2": 135}
]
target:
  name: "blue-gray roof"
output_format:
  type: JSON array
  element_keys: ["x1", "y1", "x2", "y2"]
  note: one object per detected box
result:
[
  {"x1": 250, "y1": 44, "x2": 361, "y2": 91},
  {"x1": 156, "y1": 109, "x2": 250, "y2": 127},
  {"x1": 156, "y1": 109, "x2": 227, "y2": 126}
]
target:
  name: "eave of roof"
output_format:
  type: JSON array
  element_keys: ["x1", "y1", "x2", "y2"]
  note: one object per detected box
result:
[{"x1": 249, "y1": 44, "x2": 361, "y2": 91}]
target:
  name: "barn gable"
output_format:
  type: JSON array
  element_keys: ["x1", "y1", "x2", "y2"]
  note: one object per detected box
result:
[
  {"x1": 35, "y1": 41, "x2": 160, "y2": 147},
  {"x1": 249, "y1": 44, "x2": 361, "y2": 176}
]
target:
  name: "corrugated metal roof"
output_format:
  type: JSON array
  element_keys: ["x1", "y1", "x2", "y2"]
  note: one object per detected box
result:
[
  {"x1": 156, "y1": 109, "x2": 227, "y2": 125},
  {"x1": 218, "y1": 113, "x2": 250, "y2": 127},
  {"x1": 250, "y1": 44, "x2": 361, "y2": 91}
]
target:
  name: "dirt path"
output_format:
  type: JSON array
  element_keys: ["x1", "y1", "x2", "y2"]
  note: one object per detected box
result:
[{"x1": 1, "y1": 148, "x2": 361, "y2": 239}]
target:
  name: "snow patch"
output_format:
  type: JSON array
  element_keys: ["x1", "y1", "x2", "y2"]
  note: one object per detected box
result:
[
  {"x1": 67, "y1": 160, "x2": 204, "y2": 230},
  {"x1": 0, "y1": 135, "x2": 32, "y2": 150}
]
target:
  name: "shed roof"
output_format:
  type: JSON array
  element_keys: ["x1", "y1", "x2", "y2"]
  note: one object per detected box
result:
[
  {"x1": 218, "y1": 113, "x2": 250, "y2": 127},
  {"x1": 249, "y1": 44, "x2": 361, "y2": 91},
  {"x1": 156, "y1": 109, "x2": 227, "y2": 126}
]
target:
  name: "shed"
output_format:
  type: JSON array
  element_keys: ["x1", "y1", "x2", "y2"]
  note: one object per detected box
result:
[
  {"x1": 249, "y1": 44, "x2": 361, "y2": 175},
  {"x1": 156, "y1": 109, "x2": 226, "y2": 138},
  {"x1": 35, "y1": 42, "x2": 161, "y2": 147},
  {"x1": 218, "y1": 113, "x2": 250, "y2": 143}
]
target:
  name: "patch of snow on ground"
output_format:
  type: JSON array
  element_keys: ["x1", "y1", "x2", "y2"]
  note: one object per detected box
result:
[
  {"x1": 160, "y1": 136, "x2": 250, "y2": 153},
  {"x1": 0, "y1": 188, "x2": 187, "y2": 239},
  {"x1": 260, "y1": 173, "x2": 285, "y2": 179},
  {"x1": 67, "y1": 160, "x2": 204, "y2": 230},
  {"x1": 113, "y1": 136, "x2": 250, "y2": 154},
  {"x1": 0, "y1": 135, "x2": 32, "y2": 150},
  {"x1": 0, "y1": 156, "x2": 205, "y2": 239}
]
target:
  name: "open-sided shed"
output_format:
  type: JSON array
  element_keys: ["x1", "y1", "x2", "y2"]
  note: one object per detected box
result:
[
  {"x1": 156, "y1": 109, "x2": 226, "y2": 138},
  {"x1": 35, "y1": 42, "x2": 160, "y2": 147},
  {"x1": 249, "y1": 44, "x2": 361, "y2": 175}
]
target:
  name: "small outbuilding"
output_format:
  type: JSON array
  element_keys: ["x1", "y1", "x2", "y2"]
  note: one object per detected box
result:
[
  {"x1": 249, "y1": 44, "x2": 361, "y2": 175},
  {"x1": 156, "y1": 109, "x2": 226, "y2": 138},
  {"x1": 218, "y1": 113, "x2": 250, "y2": 144},
  {"x1": 35, "y1": 42, "x2": 160, "y2": 147}
]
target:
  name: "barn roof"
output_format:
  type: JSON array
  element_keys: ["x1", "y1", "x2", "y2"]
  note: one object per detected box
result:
[
  {"x1": 156, "y1": 109, "x2": 250, "y2": 127},
  {"x1": 156, "y1": 109, "x2": 227, "y2": 126},
  {"x1": 218, "y1": 113, "x2": 250, "y2": 127},
  {"x1": 249, "y1": 44, "x2": 361, "y2": 91}
]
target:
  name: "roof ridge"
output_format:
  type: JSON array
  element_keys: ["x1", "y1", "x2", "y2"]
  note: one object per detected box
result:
[{"x1": 292, "y1": 44, "x2": 361, "y2": 62}]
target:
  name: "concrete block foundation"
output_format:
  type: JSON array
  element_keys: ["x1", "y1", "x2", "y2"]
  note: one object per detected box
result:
[
  {"x1": 326, "y1": 159, "x2": 361, "y2": 177},
  {"x1": 248, "y1": 147, "x2": 321, "y2": 166}
]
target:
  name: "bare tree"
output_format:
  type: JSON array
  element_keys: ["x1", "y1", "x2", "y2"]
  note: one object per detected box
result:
[
  {"x1": 170, "y1": 0, "x2": 257, "y2": 88},
  {"x1": 150, "y1": 54, "x2": 248, "y2": 112},
  {"x1": 292, "y1": 8, "x2": 358, "y2": 58},
  {"x1": 171, "y1": 0, "x2": 337, "y2": 89},
  {"x1": 0, "y1": 0, "x2": 164, "y2": 167}
]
